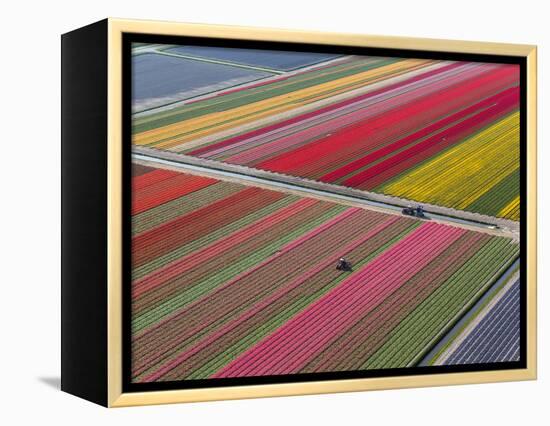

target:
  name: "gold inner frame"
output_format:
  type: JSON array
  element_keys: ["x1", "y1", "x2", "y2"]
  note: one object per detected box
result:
[{"x1": 106, "y1": 17, "x2": 537, "y2": 407}]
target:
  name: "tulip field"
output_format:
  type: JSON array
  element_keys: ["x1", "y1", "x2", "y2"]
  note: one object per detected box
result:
[
  {"x1": 133, "y1": 52, "x2": 521, "y2": 221},
  {"x1": 131, "y1": 164, "x2": 519, "y2": 382},
  {"x1": 431, "y1": 275, "x2": 520, "y2": 365}
]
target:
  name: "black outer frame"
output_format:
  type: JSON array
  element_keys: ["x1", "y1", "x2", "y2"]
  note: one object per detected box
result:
[
  {"x1": 122, "y1": 33, "x2": 527, "y2": 393},
  {"x1": 61, "y1": 19, "x2": 109, "y2": 406}
]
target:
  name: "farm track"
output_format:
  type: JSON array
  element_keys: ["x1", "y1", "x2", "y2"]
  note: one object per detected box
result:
[{"x1": 133, "y1": 152, "x2": 519, "y2": 239}]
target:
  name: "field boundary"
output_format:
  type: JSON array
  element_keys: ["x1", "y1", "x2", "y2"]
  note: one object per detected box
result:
[{"x1": 133, "y1": 147, "x2": 520, "y2": 240}]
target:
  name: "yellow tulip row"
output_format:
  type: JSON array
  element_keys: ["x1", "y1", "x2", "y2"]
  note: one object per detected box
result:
[
  {"x1": 133, "y1": 59, "x2": 431, "y2": 149},
  {"x1": 379, "y1": 112, "x2": 520, "y2": 220}
]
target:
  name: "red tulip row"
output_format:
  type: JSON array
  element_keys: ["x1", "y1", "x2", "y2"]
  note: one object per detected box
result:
[
  {"x1": 214, "y1": 222, "x2": 463, "y2": 377},
  {"x1": 132, "y1": 205, "x2": 381, "y2": 379}
]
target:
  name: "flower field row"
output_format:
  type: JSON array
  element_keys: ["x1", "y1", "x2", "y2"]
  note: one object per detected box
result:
[
  {"x1": 131, "y1": 164, "x2": 519, "y2": 382},
  {"x1": 132, "y1": 55, "x2": 520, "y2": 220},
  {"x1": 432, "y1": 275, "x2": 520, "y2": 365},
  {"x1": 379, "y1": 112, "x2": 520, "y2": 220}
]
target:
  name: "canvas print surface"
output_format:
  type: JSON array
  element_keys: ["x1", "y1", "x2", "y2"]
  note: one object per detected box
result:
[{"x1": 129, "y1": 42, "x2": 521, "y2": 385}]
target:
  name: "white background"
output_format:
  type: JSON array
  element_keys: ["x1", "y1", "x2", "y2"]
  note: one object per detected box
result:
[{"x1": 0, "y1": 0, "x2": 547, "y2": 424}]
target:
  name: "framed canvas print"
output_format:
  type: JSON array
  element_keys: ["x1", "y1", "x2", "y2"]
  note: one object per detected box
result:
[{"x1": 61, "y1": 18, "x2": 537, "y2": 407}]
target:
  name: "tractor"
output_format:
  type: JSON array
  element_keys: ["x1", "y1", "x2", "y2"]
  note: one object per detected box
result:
[
  {"x1": 402, "y1": 205, "x2": 426, "y2": 218},
  {"x1": 336, "y1": 257, "x2": 353, "y2": 272}
]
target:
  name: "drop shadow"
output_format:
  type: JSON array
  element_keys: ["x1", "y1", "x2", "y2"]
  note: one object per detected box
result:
[{"x1": 38, "y1": 376, "x2": 61, "y2": 390}]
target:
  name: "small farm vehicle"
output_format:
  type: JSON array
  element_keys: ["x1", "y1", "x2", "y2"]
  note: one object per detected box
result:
[
  {"x1": 336, "y1": 257, "x2": 353, "y2": 271},
  {"x1": 402, "y1": 205, "x2": 426, "y2": 218}
]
